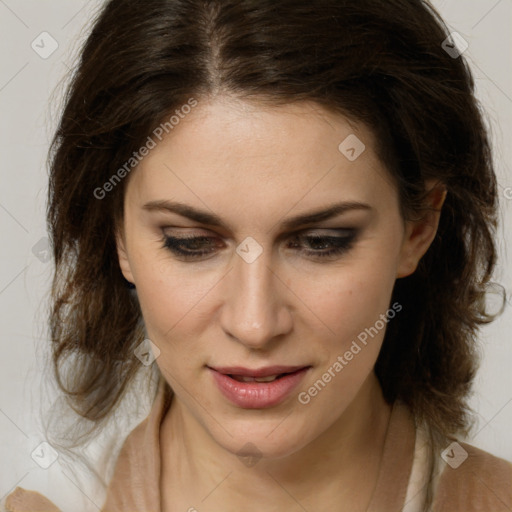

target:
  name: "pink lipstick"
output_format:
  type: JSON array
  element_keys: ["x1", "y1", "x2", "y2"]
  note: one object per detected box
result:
[{"x1": 208, "y1": 365, "x2": 310, "y2": 408}]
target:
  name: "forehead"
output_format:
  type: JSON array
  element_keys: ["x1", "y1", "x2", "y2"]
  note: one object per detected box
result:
[{"x1": 125, "y1": 96, "x2": 397, "y2": 225}]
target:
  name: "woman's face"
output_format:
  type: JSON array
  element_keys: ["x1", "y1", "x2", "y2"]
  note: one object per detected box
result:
[{"x1": 117, "y1": 96, "x2": 436, "y2": 459}]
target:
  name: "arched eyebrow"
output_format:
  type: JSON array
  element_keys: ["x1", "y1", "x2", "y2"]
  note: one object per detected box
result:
[{"x1": 142, "y1": 199, "x2": 373, "y2": 231}]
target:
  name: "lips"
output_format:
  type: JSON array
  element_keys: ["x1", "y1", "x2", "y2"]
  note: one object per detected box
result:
[
  {"x1": 231, "y1": 374, "x2": 283, "y2": 383},
  {"x1": 208, "y1": 365, "x2": 311, "y2": 408},
  {"x1": 210, "y1": 365, "x2": 308, "y2": 378}
]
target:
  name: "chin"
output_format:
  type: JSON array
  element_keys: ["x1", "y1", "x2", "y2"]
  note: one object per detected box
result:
[{"x1": 209, "y1": 416, "x2": 313, "y2": 462}]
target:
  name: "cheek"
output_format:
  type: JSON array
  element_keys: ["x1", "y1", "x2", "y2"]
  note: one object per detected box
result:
[
  {"x1": 297, "y1": 258, "x2": 398, "y2": 347},
  {"x1": 136, "y1": 268, "x2": 207, "y2": 333},
  {"x1": 132, "y1": 250, "x2": 222, "y2": 357},
  {"x1": 293, "y1": 263, "x2": 398, "y2": 425},
  {"x1": 130, "y1": 217, "x2": 401, "y2": 360}
]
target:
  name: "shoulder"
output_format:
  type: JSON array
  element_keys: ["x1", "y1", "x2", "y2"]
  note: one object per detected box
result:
[{"x1": 433, "y1": 441, "x2": 512, "y2": 512}]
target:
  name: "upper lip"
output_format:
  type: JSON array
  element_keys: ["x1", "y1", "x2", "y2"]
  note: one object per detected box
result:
[{"x1": 209, "y1": 365, "x2": 309, "y2": 378}]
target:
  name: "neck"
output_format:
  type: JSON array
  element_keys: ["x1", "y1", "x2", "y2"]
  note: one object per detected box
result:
[{"x1": 160, "y1": 372, "x2": 392, "y2": 511}]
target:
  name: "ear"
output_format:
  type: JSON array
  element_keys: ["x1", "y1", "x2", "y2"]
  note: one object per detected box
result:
[
  {"x1": 115, "y1": 226, "x2": 136, "y2": 285},
  {"x1": 396, "y1": 180, "x2": 447, "y2": 278}
]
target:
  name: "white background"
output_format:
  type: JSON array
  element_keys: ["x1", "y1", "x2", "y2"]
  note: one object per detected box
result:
[{"x1": 0, "y1": 0, "x2": 511, "y2": 510}]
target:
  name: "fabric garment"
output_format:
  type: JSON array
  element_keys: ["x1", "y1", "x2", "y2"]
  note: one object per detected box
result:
[{"x1": 4, "y1": 375, "x2": 512, "y2": 511}]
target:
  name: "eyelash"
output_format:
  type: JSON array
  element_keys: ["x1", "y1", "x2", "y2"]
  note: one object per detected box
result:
[{"x1": 161, "y1": 231, "x2": 357, "y2": 261}]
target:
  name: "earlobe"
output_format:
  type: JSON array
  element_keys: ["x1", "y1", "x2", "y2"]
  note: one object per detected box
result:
[
  {"x1": 115, "y1": 228, "x2": 135, "y2": 285},
  {"x1": 396, "y1": 182, "x2": 447, "y2": 278}
]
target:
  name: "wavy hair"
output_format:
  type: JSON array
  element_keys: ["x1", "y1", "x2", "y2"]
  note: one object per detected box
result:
[{"x1": 47, "y1": 0, "x2": 504, "y2": 492}]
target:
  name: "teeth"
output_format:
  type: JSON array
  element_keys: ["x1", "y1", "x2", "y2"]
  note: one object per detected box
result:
[{"x1": 232, "y1": 374, "x2": 280, "y2": 383}]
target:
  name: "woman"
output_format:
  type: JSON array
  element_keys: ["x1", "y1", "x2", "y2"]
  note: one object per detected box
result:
[{"x1": 4, "y1": 0, "x2": 511, "y2": 511}]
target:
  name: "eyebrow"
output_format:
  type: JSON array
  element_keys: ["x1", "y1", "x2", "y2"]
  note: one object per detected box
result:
[{"x1": 142, "y1": 199, "x2": 373, "y2": 231}]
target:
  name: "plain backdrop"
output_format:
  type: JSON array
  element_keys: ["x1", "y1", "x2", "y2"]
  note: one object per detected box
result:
[{"x1": 1, "y1": 0, "x2": 511, "y2": 510}]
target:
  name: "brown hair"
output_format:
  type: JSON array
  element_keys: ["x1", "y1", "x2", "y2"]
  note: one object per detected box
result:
[{"x1": 47, "y1": 0, "x2": 504, "y2": 495}]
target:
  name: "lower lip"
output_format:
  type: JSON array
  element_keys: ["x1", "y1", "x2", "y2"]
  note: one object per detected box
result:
[{"x1": 209, "y1": 367, "x2": 310, "y2": 409}]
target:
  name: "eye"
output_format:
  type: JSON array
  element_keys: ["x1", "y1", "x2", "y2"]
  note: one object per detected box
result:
[
  {"x1": 286, "y1": 230, "x2": 357, "y2": 259},
  {"x1": 161, "y1": 229, "x2": 357, "y2": 261},
  {"x1": 162, "y1": 234, "x2": 221, "y2": 259}
]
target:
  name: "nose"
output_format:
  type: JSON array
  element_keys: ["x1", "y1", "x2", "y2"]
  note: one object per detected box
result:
[{"x1": 219, "y1": 247, "x2": 293, "y2": 349}]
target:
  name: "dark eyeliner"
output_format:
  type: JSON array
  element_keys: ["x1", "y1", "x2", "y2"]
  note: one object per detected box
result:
[
  {"x1": 289, "y1": 230, "x2": 357, "y2": 259},
  {"x1": 161, "y1": 229, "x2": 358, "y2": 260},
  {"x1": 162, "y1": 234, "x2": 218, "y2": 258}
]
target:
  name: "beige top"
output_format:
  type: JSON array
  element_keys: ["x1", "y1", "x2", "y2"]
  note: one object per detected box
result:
[{"x1": 4, "y1": 376, "x2": 512, "y2": 511}]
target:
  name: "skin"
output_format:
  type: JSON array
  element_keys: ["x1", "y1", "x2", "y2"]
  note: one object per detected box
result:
[{"x1": 116, "y1": 96, "x2": 446, "y2": 511}]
